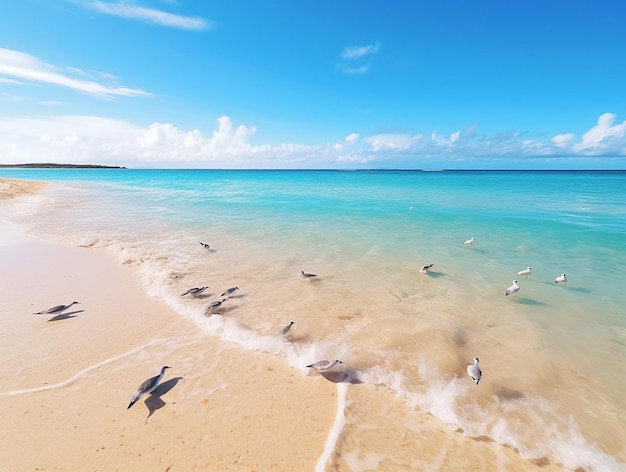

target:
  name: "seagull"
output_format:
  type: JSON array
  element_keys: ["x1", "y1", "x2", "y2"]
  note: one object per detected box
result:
[
  {"x1": 181, "y1": 286, "x2": 208, "y2": 297},
  {"x1": 204, "y1": 298, "x2": 227, "y2": 315},
  {"x1": 420, "y1": 263, "x2": 434, "y2": 274},
  {"x1": 306, "y1": 359, "x2": 343, "y2": 372},
  {"x1": 199, "y1": 242, "x2": 210, "y2": 250},
  {"x1": 467, "y1": 357, "x2": 482, "y2": 385},
  {"x1": 555, "y1": 273, "x2": 567, "y2": 284},
  {"x1": 127, "y1": 366, "x2": 171, "y2": 409},
  {"x1": 220, "y1": 286, "x2": 239, "y2": 297},
  {"x1": 279, "y1": 321, "x2": 295, "y2": 336},
  {"x1": 33, "y1": 301, "x2": 80, "y2": 315},
  {"x1": 517, "y1": 267, "x2": 532, "y2": 277},
  {"x1": 505, "y1": 280, "x2": 520, "y2": 296},
  {"x1": 464, "y1": 237, "x2": 475, "y2": 246},
  {"x1": 301, "y1": 270, "x2": 317, "y2": 278},
  {"x1": 409, "y1": 205, "x2": 416, "y2": 210}
]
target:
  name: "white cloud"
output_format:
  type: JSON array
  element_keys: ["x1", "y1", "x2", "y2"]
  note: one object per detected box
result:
[
  {"x1": 339, "y1": 42, "x2": 380, "y2": 74},
  {"x1": 0, "y1": 48, "x2": 151, "y2": 98},
  {"x1": 341, "y1": 43, "x2": 380, "y2": 59},
  {"x1": 431, "y1": 130, "x2": 461, "y2": 147},
  {"x1": 366, "y1": 133, "x2": 417, "y2": 152},
  {"x1": 345, "y1": 133, "x2": 359, "y2": 144},
  {"x1": 552, "y1": 133, "x2": 575, "y2": 148},
  {"x1": 0, "y1": 115, "x2": 299, "y2": 166},
  {"x1": 137, "y1": 116, "x2": 258, "y2": 159},
  {"x1": 573, "y1": 113, "x2": 626, "y2": 154},
  {"x1": 87, "y1": 1, "x2": 213, "y2": 30},
  {"x1": 1, "y1": 113, "x2": 625, "y2": 168}
]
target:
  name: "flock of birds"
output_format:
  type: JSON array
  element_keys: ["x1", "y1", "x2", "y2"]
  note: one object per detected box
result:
[
  {"x1": 125, "y1": 245, "x2": 326, "y2": 407},
  {"x1": 32, "y1": 234, "x2": 569, "y2": 409},
  {"x1": 420, "y1": 236, "x2": 569, "y2": 386}
]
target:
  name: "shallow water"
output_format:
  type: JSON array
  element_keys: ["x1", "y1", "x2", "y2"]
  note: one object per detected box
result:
[{"x1": 2, "y1": 168, "x2": 625, "y2": 471}]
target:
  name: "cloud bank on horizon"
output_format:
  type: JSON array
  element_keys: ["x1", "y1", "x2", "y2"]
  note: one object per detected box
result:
[
  {"x1": 1, "y1": 1, "x2": 625, "y2": 169},
  {"x1": 2, "y1": 111, "x2": 624, "y2": 169}
]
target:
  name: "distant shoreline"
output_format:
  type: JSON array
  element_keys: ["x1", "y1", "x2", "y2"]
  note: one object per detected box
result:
[{"x1": 0, "y1": 163, "x2": 126, "y2": 169}]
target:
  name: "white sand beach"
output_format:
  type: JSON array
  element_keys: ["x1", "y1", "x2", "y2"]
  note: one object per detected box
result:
[{"x1": 0, "y1": 177, "x2": 570, "y2": 471}]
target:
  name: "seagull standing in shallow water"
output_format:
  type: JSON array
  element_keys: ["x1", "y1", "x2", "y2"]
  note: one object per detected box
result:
[
  {"x1": 199, "y1": 242, "x2": 210, "y2": 250},
  {"x1": 181, "y1": 286, "x2": 208, "y2": 297},
  {"x1": 505, "y1": 280, "x2": 520, "y2": 296},
  {"x1": 33, "y1": 301, "x2": 80, "y2": 315},
  {"x1": 555, "y1": 273, "x2": 567, "y2": 284},
  {"x1": 220, "y1": 286, "x2": 239, "y2": 297},
  {"x1": 306, "y1": 359, "x2": 343, "y2": 372},
  {"x1": 517, "y1": 267, "x2": 532, "y2": 277},
  {"x1": 420, "y1": 264, "x2": 434, "y2": 274},
  {"x1": 204, "y1": 298, "x2": 227, "y2": 315},
  {"x1": 464, "y1": 237, "x2": 475, "y2": 246},
  {"x1": 127, "y1": 366, "x2": 170, "y2": 409},
  {"x1": 467, "y1": 357, "x2": 482, "y2": 385}
]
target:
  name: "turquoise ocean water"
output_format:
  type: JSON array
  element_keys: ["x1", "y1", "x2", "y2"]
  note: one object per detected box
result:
[{"x1": 2, "y1": 169, "x2": 625, "y2": 470}]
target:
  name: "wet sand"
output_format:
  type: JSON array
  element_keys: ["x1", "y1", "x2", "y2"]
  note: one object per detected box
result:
[{"x1": 0, "y1": 178, "x2": 567, "y2": 471}]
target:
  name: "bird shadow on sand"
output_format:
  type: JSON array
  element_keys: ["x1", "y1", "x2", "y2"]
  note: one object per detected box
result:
[
  {"x1": 144, "y1": 377, "x2": 182, "y2": 422},
  {"x1": 568, "y1": 287, "x2": 592, "y2": 294},
  {"x1": 466, "y1": 248, "x2": 488, "y2": 255},
  {"x1": 214, "y1": 304, "x2": 238, "y2": 316},
  {"x1": 283, "y1": 333, "x2": 313, "y2": 344},
  {"x1": 453, "y1": 326, "x2": 468, "y2": 348},
  {"x1": 512, "y1": 297, "x2": 548, "y2": 307},
  {"x1": 493, "y1": 384, "x2": 527, "y2": 401},
  {"x1": 320, "y1": 369, "x2": 363, "y2": 385},
  {"x1": 47, "y1": 310, "x2": 85, "y2": 322},
  {"x1": 305, "y1": 277, "x2": 323, "y2": 284}
]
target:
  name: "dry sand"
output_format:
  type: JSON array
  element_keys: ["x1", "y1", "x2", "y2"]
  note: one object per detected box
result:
[
  {"x1": 0, "y1": 177, "x2": 47, "y2": 201},
  {"x1": 0, "y1": 179, "x2": 567, "y2": 471}
]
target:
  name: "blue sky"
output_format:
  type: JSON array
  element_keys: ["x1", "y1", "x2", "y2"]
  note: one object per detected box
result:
[{"x1": 1, "y1": 0, "x2": 625, "y2": 169}]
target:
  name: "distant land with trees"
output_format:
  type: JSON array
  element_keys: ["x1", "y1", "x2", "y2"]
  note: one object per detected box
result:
[{"x1": 0, "y1": 163, "x2": 126, "y2": 169}]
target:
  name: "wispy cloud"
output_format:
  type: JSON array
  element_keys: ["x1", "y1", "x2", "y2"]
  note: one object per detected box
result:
[
  {"x1": 86, "y1": 1, "x2": 214, "y2": 30},
  {"x1": 341, "y1": 44, "x2": 380, "y2": 60},
  {"x1": 339, "y1": 42, "x2": 381, "y2": 74},
  {"x1": 0, "y1": 92, "x2": 20, "y2": 102},
  {"x1": 0, "y1": 48, "x2": 151, "y2": 98},
  {"x1": 0, "y1": 77, "x2": 24, "y2": 85}
]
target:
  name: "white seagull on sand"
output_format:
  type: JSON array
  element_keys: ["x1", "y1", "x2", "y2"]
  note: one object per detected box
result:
[
  {"x1": 33, "y1": 301, "x2": 80, "y2": 315},
  {"x1": 420, "y1": 263, "x2": 434, "y2": 274},
  {"x1": 464, "y1": 237, "x2": 475, "y2": 246},
  {"x1": 555, "y1": 273, "x2": 567, "y2": 284},
  {"x1": 127, "y1": 366, "x2": 170, "y2": 409},
  {"x1": 517, "y1": 267, "x2": 532, "y2": 277},
  {"x1": 505, "y1": 280, "x2": 520, "y2": 296},
  {"x1": 306, "y1": 359, "x2": 343, "y2": 372},
  {"x1": 181, "y1": 286, "x2": 208, "y2": 297},
  {"x1": 467, "y1": 357, "x2": 482, "y2": 385},
  {"x1": 301, "y1": 270, "x2": 317, "y2": 278},
  {"x1": 199, "y1": 242, "x2": 210, "y2": 250}
]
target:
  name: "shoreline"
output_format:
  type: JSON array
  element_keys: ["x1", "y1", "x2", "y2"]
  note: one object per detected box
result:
[
  {"x1": 0, "y1": 190, "x2": 339, "y2": 471},
  {"x1": 0, "y1": 178, "x2": 574, "y2": 471}
]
